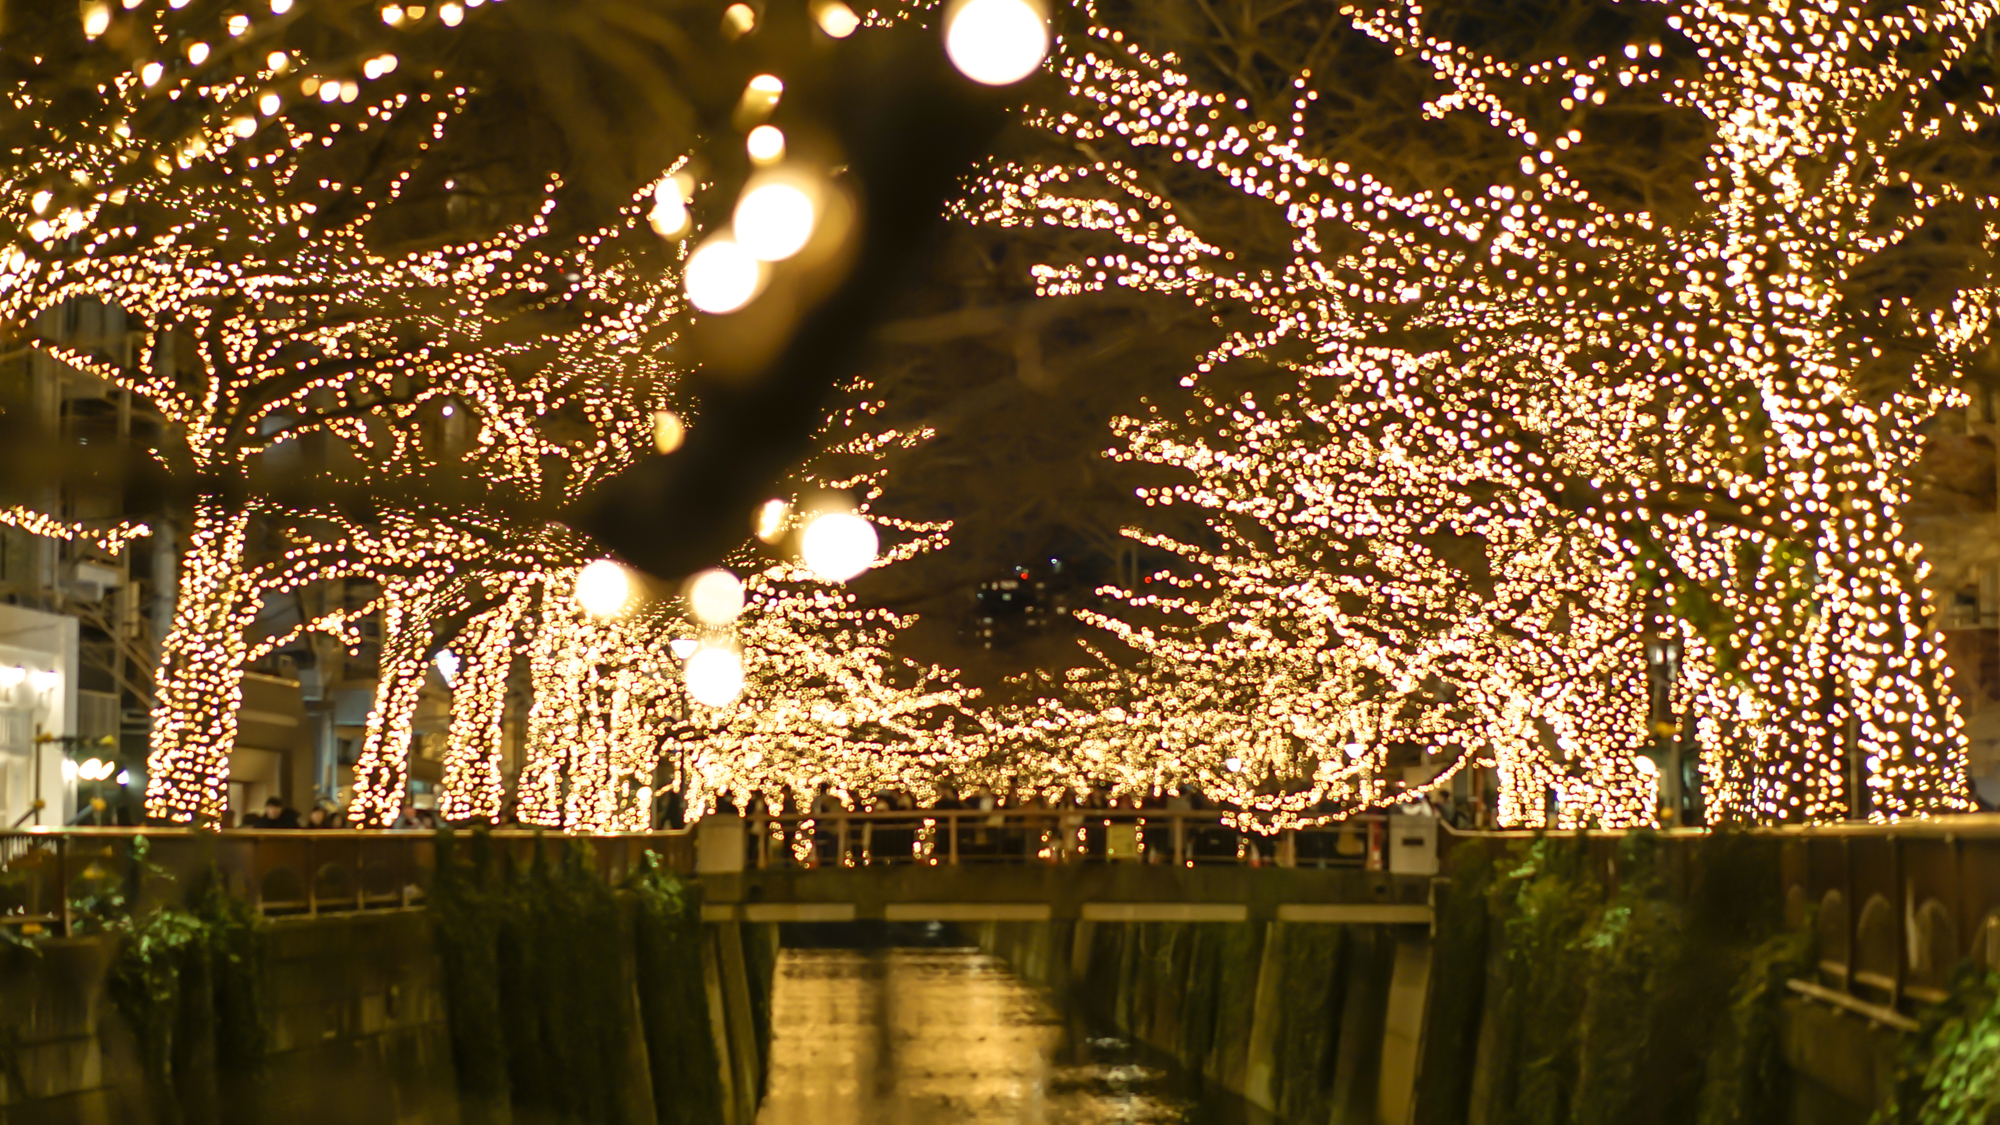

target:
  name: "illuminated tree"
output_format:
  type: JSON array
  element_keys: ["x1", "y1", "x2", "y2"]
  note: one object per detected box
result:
[
  {"x1": 972, "y1": 0, "x2": 2000, "y2": 822},
  {"x1": 399, "y1": 387, "x2": 991, "y2": 830},
  {"x1": 0, "y1": 31, "x2": 685, "y2": 823}
]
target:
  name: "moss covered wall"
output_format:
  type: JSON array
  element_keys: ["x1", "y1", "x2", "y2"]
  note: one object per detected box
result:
[
  {"x1": 0, "y1": 846, "x2": 775, "y2": 1125},
  {"x1": 980, "y1": 834, "x2": 2000, "y2": 1125},
  {"x1": 0, "y1": 912, "x2": 456, "y2": 1125},
  {"x1": 980, "y1": 917, "x2": 1430, "y2": 1123}
]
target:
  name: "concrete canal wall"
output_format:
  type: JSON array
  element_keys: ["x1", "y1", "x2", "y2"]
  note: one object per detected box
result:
[{"x1": 0, "y1": 910, "x2": 774, "y2": 1125}]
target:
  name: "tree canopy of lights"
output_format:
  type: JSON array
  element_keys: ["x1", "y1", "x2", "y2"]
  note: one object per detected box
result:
[
  {"x1": 966, "y1": 0, "x2": 2000, "y2": 823},
  {"x1": 341, "y1": 380, "x2": 987, "y2": 831},
  {"x1": 0, "y1": 9, "x2": 689, "y2": 824}
]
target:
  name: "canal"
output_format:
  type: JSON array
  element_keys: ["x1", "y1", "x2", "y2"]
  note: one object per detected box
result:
[{"x1": 755, "y1": 944, "x2": 1273, "y2": 1125}]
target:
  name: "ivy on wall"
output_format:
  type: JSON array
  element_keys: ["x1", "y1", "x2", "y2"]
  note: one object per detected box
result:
[
  {"x1": 631, "y1": 855, "x2": 725, "y2": 1125},
  {"x1": 74, "y1": 836, "x2": 269, "y2": 1125},
  {"x1": 1877, "y1": 966, "x2": 2000, "y2": 1125},
  {"x1": 430, "y1": 829, "x2": 756, "y2": 1125}
]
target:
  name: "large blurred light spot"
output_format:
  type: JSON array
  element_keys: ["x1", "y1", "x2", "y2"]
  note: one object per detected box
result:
[
  {"x1": 746, "y1": 125, "x2": 786, "y2": 165},
  {"x1": 652, "y1": 409, "x2": 685, "y2": 453},
  {"x1": 668, "y1": 637, "x2": 699, "y2": 660},
  {"x1": 575, "y1": 559, "x2": 636, "y2": 618},
  {"x1": 945, "y1": 0, "x2": 1047, "y2": 85},
  {"x1": 687, "y1": 568, "x2": 746, "y2": 625},
  {"x1": 685, "y1": 646, "x2": 745, "y2": 706},
  {"x1": 734, "y1": 179, "x2": 816, "y2": 261},
  {"x1": 684, "y1": 236, "x2": 763, "y2": 313},
  {"x1": 800, "y1": 511, "x2": 878, "y2": 582},
  {"x1": 754, "y1": 499, "x2": 790, "y2": 543},
  {"x1": 816, "y1": 1, "x2": 859, "y2": 37},
  {"x1": 722, "y1": 2, "x2": 755, "y2": 36}
]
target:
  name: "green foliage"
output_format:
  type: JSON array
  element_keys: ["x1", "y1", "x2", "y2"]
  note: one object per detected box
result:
[
  {"x1": 86, "y1": 838, "x2": 268, "y2": 1125},
  {"x1": 1695, "y1": 926, "x2": 1814, "y2": 1125},
  {"x1": 429, "y1": 832, "x2": 742, "y2": 1125},
  {"x1": 1572, "y1": 834, "x2": 1682, "y2": 1125},
  {"x1": 1413, "y1": 843, "x2": 1496, "y2": 1125},
  {"x1": 1487, "y1": 835, "x2": 1602, "y2": 1125},
  {"x1": 630, "y1": 857, "x2": 725, "y2": 1125},
  {"x1": 429, "y1": 829, "x2": 511, "y2": 1125},
  {"x1": 1876, "y1": 966, "x2": 2000, "y2": 1125}
]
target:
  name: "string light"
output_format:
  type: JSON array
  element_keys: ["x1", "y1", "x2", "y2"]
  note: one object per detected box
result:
[
  {"x1": 944, "y1": 0, "x2": 1049, "y2": 86},
  {"x1": 969, "y1": 0, "x2": 1987, "y2": 824},
  {"x1": 0, "y1": 36, "x2": 690, "y2": 822},
  {"x1": 799, "y1": 510, "x2": 878, "y2": 582}
]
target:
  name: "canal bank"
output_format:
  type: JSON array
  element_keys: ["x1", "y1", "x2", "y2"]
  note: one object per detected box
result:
[{"x1": 976, "y1": 832, "x2": 2000, "y2": 1125}]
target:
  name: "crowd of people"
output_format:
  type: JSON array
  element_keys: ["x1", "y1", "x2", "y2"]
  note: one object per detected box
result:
[
  {"x1": 222, "y1": 774, "x2": 1492, "y2": 845},
  {"x1": 233, "y1": 797, "x2": 440, "y2": 830},
  {"x1": 690, "y1": 780, "x2": 1488, "y2": 868}
]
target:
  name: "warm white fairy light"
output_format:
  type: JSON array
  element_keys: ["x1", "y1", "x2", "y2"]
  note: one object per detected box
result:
[
  {"x1": 944, "y1": 0, "x2": 1049, "y2": 86},
  {"x1": 684, "y1": 236, "x2": 764, "y2": 313},
  {"x1": 576, "y1": 559, "x2": 639, "y2": 619},
  {"x1": 684, "y1": 645, "x2": 746, "y2": 706},
  {"x1": 686, "y1": 568, "x2": 747, "y2": 625},
  {"x1": 799, "y1": 510, "x2": 879, "y2": 582},
  {"x1": 966, "y1": 0, "x2": 1994, "y2": 824},
  {"x1": 0, "y1": 36, "x2": 690, "y2": 824}
]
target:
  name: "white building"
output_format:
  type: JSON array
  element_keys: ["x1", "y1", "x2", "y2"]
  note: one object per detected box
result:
[{"x1": 0, "y1": 603, "x2": 78, "y2": 828}]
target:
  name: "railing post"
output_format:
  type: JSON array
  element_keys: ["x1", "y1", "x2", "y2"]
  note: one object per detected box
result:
[
  {"x1": 1174, "y1": 814, "x2": 1186, "y2": 868},
  {"x1": 838, "y1": 815, "x2": 850, "y2": 867},
  {"x1": 251, "y1": 835, "x2": 265, "y2": 916},
  {"x1": 949, "y1": 811, "x2": 959, "y2": 866},
  {"x1": 355, "y1": 838, "x2": 366, "y2": 913},
  {"x1": 307, "y1": 835, "x2": 318, "y2": 917},
  {"x1": 1890, "y1": 835, "x2": 1905, "y2": 1008},
  {"x1": 57, "y1": 835, "x2": 70, "y2": 937}
]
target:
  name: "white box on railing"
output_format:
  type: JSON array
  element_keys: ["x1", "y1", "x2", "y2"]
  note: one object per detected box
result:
[
  {"x1": 696, "y1": 816, "x2": 746, "y2": 875},
  {"x1": 1386, "y1": 811, "x2": 1439, "y2": 876}
]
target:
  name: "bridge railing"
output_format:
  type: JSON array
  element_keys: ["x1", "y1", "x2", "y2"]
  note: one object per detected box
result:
[
  {"x1": 0, "y1": 811, "x2": 1421, "y2": 936},
  {"x1": 732, "y1": 808, "x2": 1404, "y2": 870},
  {"x1": 0, "y1": 827, "x2": 695, "y2": 938}
]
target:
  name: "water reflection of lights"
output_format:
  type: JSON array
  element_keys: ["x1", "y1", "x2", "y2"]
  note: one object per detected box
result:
[{"x1": 755, "y1": 947, "x2": 1252, "y2": 1124}]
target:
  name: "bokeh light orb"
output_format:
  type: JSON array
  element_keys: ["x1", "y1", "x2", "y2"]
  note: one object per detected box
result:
[
  {"x1": 816, "y1": 1, "x2": 859, "y2": 37},
  {"x1": 652, "y1": 409, "x2": 685, "y2": 453},
  {"x1": 687, "y1": 568, "x2": 747, "y2": 625},
  {"x1": 945, "y1": 0, "x2": 1047, "y2": 85},
  {"x1": 800, "y1": 511, "x2": 878, "y2": 582},
  {"x1": 684, "y1": 236, "x2": 763, "y2": 313},
  {"x1": 746, "y1": 125, "x2": 786, "y2": 164},
  {"x1": 684, "y1": 646, "x2": 745, "y2": 706},
  {"x1": 575, "y1": 559, "x2": 636, "y2": 618},
  {"x1": 734, "y1": 180, "x2": 817, "y2": 261}
]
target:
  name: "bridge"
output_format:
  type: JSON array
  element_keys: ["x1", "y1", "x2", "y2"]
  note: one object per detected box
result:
[
  {"x1": 0, "y1": 808, "x2": 1441, "y2": 932},
  {"x1": 9, "y1": 810, "x2": 2000, "y2": 1003},
  {"x1": 11, "y1": 813, "x2": 2000, "y2": 1125},
  {"x1": 691, "y1": 808, "x2": 1438, "y2": 925}
]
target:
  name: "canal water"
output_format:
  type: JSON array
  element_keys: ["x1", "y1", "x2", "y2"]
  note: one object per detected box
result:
[{"x1": 755, "y1": 946, "x2": 1272, "y2": 1125}]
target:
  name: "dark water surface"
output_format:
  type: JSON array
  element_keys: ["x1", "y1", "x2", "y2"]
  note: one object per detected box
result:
[{"x1": 755, "y1": 947, "x2": 1272, "y2": 1125}]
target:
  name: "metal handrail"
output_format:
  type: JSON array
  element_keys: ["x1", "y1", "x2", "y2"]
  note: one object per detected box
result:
[
  {"x1": 732, "y1": 807, "x2": 1399, "y2": 869},
  {"x1": 0, "y1": 827, "x2": 696, "y2": 937}
]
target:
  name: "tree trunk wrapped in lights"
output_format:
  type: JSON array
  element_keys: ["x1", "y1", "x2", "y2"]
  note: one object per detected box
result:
[
  {"x1": 968, "y1": 0, "x2": 2000, "y2": 822},
  {"x1": 144, "y1": 498, "x2": 258, "y2": 825},
  {"x1": 436, "y1": 586, "x2": 530, "y2": 824},
  {"x1": 504, "y1": 578, "x2": 680, "y2": 833}
]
